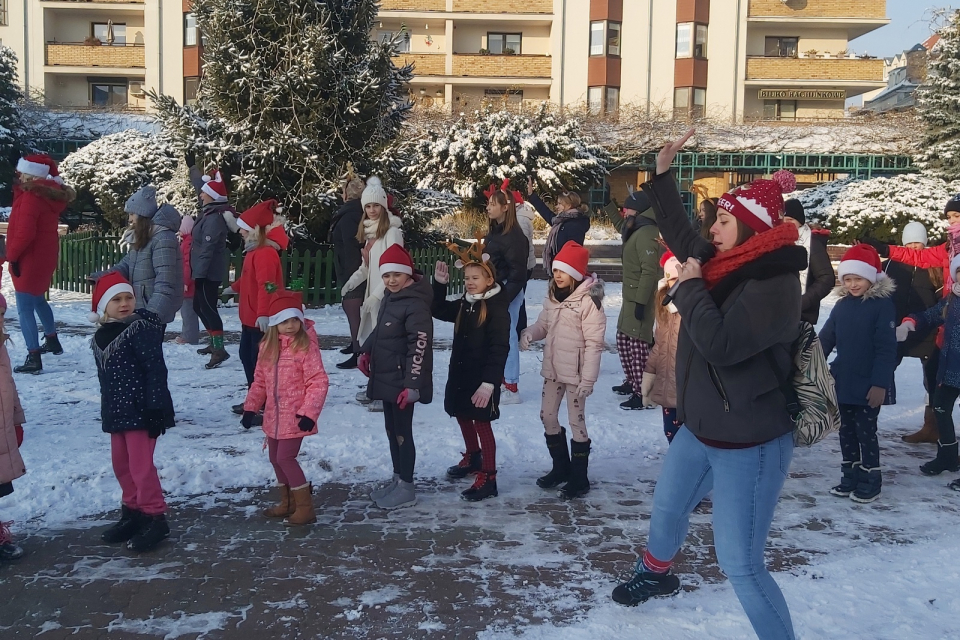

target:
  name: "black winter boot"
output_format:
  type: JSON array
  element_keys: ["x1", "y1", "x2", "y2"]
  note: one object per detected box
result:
[
  {"x1": 851, "y1": 466, "x2": 882, "y2": 503},
  {"x1": 537, "y1": 428, "x2": 571, "y2": 489},
  {"x1": 127, "y1": 514, "x2": 170, "y2": 552},
  {"x1": 462, "y1": 471, "x2": 498, "y2": 501},
  {"x1": 14, "y1": 351, "x2": 42, "y2": 374},
  {"x1": 197, "y1": 339, "x2": 213, "y2": 355},
  {"x1": 101, "y1": 505, "x2": 144, "y2": 543},
  {"x1": 336, "y1": 353, "x2": 359, "y2": 370},
  {"x1": 829, "y1": 461, "x2": 860, "y2": 497},
  {"x1": 920, "y1": 441, "x2": 960, "y2": 476},
  {"x1": 620, "y1": 394, "x2": 648, "y2": 410},
  {"x1": 40, "y1": 334, "x2": 64, "y2": 355},
  {"x1": 340, "y1": 343, "x2": 354, "y2": 355},
  {"x1": 612, "y1": 382, "x2": 632, "y2": 396},
  {"x1": 205, "y1": 348, "x2": 230, "y2": 369},
  {"x1": 559, "y1": 440, "x2": 591, "y2": 500},
  {"x1": 612, "y1": 559, "x2": 682, "y2": 606},
  {"x1": 447, "y1": 451, "x2": 482, "y2": 479}
]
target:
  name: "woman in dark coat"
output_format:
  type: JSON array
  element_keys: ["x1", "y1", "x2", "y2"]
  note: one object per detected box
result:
[
  {"x1": 526, "y1": 178, "x2": 590, "y2": 274},
  {"x1": 330, "y1": 175, "x2": 366, "y2": 367},
  {"x1": 612, "y1": 131, "x2": 804, "y2": 640},
  {"x1": 783, "y1": 199, "x2": 835, "y2": 325}
]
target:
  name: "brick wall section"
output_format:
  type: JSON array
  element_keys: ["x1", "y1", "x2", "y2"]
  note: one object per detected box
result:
[
  {"x1": 46, "y1": 44, "x2": 145, "y2": 68},
  {"x1": 380, "y1": 0, "x2": 446, "y2": 10},
  {"x1": 396, "y1": 53, "x2": 446, "y2": 76},
  {"x1": 452, "y1": 0, "x2": 553, "y2": 13},
  {"x1": 746, "y1": 57, "x2": 883, "y2": 81},
  {"x1": 748, "y1": 0, "x2": 886, "y2": 19},
  {"x1": 453, "y1": 55, "x2": 552, "y2": 78}
]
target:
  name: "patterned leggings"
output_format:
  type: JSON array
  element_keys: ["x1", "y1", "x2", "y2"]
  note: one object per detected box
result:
[
  {"x1": 616, "y1": 332, "x2": 650, "y2": 395},
  {"x1": 457, "y1": 417, "x2": 497, "y2": 472},
  {"x1": 540, "y1": 379, "x2": 589, "y2": 442}
]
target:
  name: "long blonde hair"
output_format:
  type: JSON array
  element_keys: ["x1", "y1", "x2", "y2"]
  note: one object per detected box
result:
[
  {"x1": 259, "y1": 320, "x2": 311, "y2": 363},
  {"x1": 356, "y1": 205, "x2": 391, "y2": 243},
  {"x1": 455, "y1": 263, "x2": 498, "y2": 332}
]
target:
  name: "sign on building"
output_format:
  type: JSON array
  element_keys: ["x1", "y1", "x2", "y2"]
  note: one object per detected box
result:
[{"x1": 758, "y1": 89, "x2": 846, "y2": 100}]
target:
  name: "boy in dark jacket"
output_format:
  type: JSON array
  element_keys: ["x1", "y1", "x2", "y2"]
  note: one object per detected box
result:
[
  {"x1": 819, "y1": 244, "x2": 897, "y2": 503},
  {"x1": 90, "y1": 273, "x2": 175, "y2": 552},
  {"x1": 359, "y1": 244, "x2": 433, "y2": 510}
]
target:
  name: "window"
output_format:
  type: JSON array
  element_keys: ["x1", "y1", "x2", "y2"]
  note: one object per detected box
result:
[
  {"x1": 92, "y1": 22, "x2": 126, "y2": 45},
  {"x1": 607, "y1": 22, "x2": 621, "y2": 57},
  {"x1": 588, "y1": 86, "x2": 619, "y2": 115},
  {"x1": 674, "y1": 87, "x2": 706, "y2": 119},
  {"x1": 764, "y1": 36, "x2": 798, "y2": 58},
  {"x1": 484, "y1": 88, "x2": 523, "y2": 105},
  {"x1": 184, "y1": 13, "x2": 197, "y2": 47},
  {"x1": 762, "y1": 100, "x2": 797, "y2": 121},
  {"x1": 590, "y1": 21, "x2": 605, "y2": 56},
  {"x1": 379, "y1": 30, "x2": 411, "y2": 53},
  {"x1": 588, "y1": 86, "x2": 603, "y2": 115},
  {"x1": 90, "y1": 81, "x2": 127, "y2": 107},
  {"x1": 692, "y1": 88, "x2": 706, "y2": 119},
  {"x1": 676, "y1": 23, "x2": 707, "y2": 59},
  {"x1": 488, "y1": 33, "x2": 522, "y2": 55},
  {"x1": 184, "y1": 77, "x2": 200, "y2": 105},
  {"x1": 1, "y1": 0, "x2": 8, "y2": 27},
  {"x1": 605, "y1": 87, "x2": 620, "y2": 114}
]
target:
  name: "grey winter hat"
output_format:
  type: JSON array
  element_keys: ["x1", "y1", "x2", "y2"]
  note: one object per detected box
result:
[{"x1": 125, "y1": 185, "x2": 159, "y2": 217}]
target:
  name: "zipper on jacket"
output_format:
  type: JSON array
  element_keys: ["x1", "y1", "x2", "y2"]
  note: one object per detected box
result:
[
  {"x1": 707, "y1": 364, "x2": 730, "y2": 412},
  {"x1": 273, "y1": 357, "x2": 281, "y2": 439}
]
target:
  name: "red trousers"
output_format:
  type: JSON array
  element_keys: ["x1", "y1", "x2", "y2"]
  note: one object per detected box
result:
[
  {"x1": 111, "y1": 431, "x2": 166, "y2": 516},
  {"x1": 267, "y1": 437, "x2": 307, "y2": 488}
]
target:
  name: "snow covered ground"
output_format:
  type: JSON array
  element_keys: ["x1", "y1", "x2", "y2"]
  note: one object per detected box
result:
[{"x1": 1, "y1": 273, "x2": 958, "y2": 639}]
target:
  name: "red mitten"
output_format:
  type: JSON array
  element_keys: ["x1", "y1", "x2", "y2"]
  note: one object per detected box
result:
[
  {"x1": 15, "y1": 425, "x2": 23, "y2": 447},
  {"x1": 358, "y1": 352, "x2": 371, "y2": 377}
]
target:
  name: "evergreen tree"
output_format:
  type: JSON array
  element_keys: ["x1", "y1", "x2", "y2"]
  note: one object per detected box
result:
[
  {"x1": 150, "y1": 0, "x2": 413, "y2": 238},
  {"x1": 916, "y1": 10, "x2": 960, "y2": 180},
  {"x1": 0, "y1": 45, "x2": 26, "y2": 196}
]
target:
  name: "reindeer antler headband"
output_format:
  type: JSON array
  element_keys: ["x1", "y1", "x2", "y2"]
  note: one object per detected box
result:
[
  {"x1": 483, "y1": 179, "x2": 525, "y2": 205},
  {"x1": 441, "y1": 236, "x2": 495, "y2": 279}
]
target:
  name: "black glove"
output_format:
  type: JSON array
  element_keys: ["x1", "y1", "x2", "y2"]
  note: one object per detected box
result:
[
  {"x1": 859, "y1": 236, "x2": 890, "y2": 258},
  {"x1": 241, "y1": 411, "x2": 256, "y2": 429},
  {"x1": 297, "y1": 415, "x2": 315, "y2": 432},
  {"x1": 9, "y1": 262, "x2": 19, "y2": 277},
  {"x1": 634, "y1": 303, "x2": 645, "y2": 321},
  {"x1": 184, "y1": 149, "x2": 196, "y2": 169},
  {"x1": 144, "y1": 410, "x2": 166, "y2": 439}
]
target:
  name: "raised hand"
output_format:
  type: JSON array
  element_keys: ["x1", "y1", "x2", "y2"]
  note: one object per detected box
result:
[
  {"x1": 656, "y1": 128, "x2": 695, "y2": 176},
  {"x1": 527, "y1": 176, "x2": 536, "y2": 196},
  {"x1": 434, "y1": 261, "x2": 449, "y2": 285}
]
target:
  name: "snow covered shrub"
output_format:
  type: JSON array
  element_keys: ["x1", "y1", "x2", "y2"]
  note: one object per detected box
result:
[
  {"x1": 788, "y1": 173, "x2": 960, "y2": 245},
  {"x1": 916, "y1": 10, "x2": 960, "y2": 181},
  {"x1": 408, "y1": 103, "x2": 608, "y2": 206},
  {"x1": 59, "y1": 130, "x2": 192, "y2": 228}
]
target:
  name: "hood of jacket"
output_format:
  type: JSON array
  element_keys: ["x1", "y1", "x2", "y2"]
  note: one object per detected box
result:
[
  {"x1": 152, "y1": 204, "x2": 182, "y2": 234},
  {"x1": 16, "y1": 178, "x2": 76, "y2": 203},
  {"x1": 245, "y1": 218, "x2": 290, "y2": 252},
  {"x1": 516, "y1": 202, "x2": 537, "y2": 222},
  {"x1": 547, "y1": 275, "x2": 605, "y2": 310},
  {"x1": 833, "y1": 274, "x2": 896, "y2": 300},
  {"x1": 388, "y1": 271, "x2": 432, "y2": 304}
]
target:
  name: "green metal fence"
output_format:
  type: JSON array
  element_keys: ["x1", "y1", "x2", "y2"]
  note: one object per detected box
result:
[{"x1": 52, "y1": 234, "x2": 465, "y2": 305}]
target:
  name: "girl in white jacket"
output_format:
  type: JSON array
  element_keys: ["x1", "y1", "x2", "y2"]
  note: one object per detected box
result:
[{"x1": 341, "y1": 177, "x2": 404, "y2": 409}]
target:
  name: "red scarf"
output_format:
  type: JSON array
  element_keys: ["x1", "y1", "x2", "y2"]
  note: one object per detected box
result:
[{"x1": 702, "y1": 223, "x2": 799, "y2": 289}]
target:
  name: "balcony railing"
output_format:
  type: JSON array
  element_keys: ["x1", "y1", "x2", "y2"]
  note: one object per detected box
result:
[
  {"x1": 747, "y1": 0, "x2": 886, "y2": 19},
  {"x1": 379, "y1": 0, "x2": 445, "y2": 10},
  {"x1": 452, "y1": 54, "x2": 551, "y2": 78},
  {"x1": 46, "y1": 43, "x2": 145, "y2": 68},
  {"x1": 745, "y1": 56, "x2": 883, "y2": 82},
  {"x1": 395, "y1": 53, "x2": 446, "y2": 76}
]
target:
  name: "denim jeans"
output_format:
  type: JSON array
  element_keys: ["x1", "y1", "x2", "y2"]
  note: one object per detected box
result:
[
  {"x1": 647, "y1": 427, "x2": 795, "y2": 640},
  {"x1": 15, "y1": 292, "x2": 57, "y2": 352},
  {"x1": 504, "y1": 290, "x2": 524, "y2": 384}
]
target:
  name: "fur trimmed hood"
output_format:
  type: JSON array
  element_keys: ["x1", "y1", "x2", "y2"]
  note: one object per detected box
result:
[
  {"x1": 18, "y1": 178, "x2": 76, "y2": 203},
  {"x1": 833, "y1": 274, "x2": 896, "y2": 300}
]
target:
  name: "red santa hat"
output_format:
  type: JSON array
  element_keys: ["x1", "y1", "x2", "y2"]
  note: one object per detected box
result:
[
  {"x1": 267, "y1": 290, "x2": 304, "y2": 327},
  {"x1": 17, "y1": 154, "x2": 58, "y2": 181},
  {"x1": 89, "y1": 272, "x2": 135, "y2": 322},
  {"x1": 379, "y1": 243, "x2": 414, "y2": 277},
  {"x1": 552, "y1": 240, "x2": 590, "y2": 282},
  {"x1": 237, "y1": 199, "x2": 279, "y2": 231},
  {"x1": 839, "y1": 244, "x2": 885, "y2": 285},
  {"x1": 660, "y1": 250, "x2": 681, "y2": 280},
  {"x1": 716, "y1": 170, "x2": 797, "y2": 234},
  {"x1": 201, "y1": 173, "x2": 228, "y2": 202}
]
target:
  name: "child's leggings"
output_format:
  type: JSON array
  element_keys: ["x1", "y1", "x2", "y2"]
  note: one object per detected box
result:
[
  {"x1": 933, "y1": 383, "x2": 960, "y2": 445},
  {"x1": 838, "y1": 404, "x2": 881, "y2": 469},
  {"x1": 384, "y1": 401, "x2": 416, "y2": 483},
  {"x1": 540, "y1": 379, "x2": 589, "y2": 442},
  {"x1": 456, "y1": 417, "x2": 497, "y2": 472},
  {"x1": 662, "y1": 407, "x2": 680, "y2": 443},
  {"x1": 111, "y1": 431, "x2": 166, "y2": 515},
  {"x1": 267, "y1": 437, "x2": 307, "y2": 488}
]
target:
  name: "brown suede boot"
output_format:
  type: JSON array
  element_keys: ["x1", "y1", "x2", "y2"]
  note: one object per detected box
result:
[
  {"x1": 263, "y1": 485, "x2": 294, "y2": 518},
  {"x1": 902, "y1": 406, "x2": 939, "y2": 444},
  {"x1": 283, "y1": 483, "x2": 317, "y2": 526}
]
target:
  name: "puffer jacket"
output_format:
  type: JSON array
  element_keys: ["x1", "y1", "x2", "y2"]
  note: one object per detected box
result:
[
  {"x1": 611, "y1": 207, "x2": 661, "y2": 342},
  {"x1": 230, "y1": 223, "x2": 289, "y2": 328},
  {"x1": 524, "y1": 276, "x2": 606, "y2": 389},
  {"x1": 92, "y1": 309, "x2": 176, "y2": 435},
  {"x1": 485, "y1": 221, "x2": 529, "y2": 302},
  {"x1": 646, "y1": 309, "x2": 681, "y2": 408},
  {"x1": 6, "y1": 178, "x2": 75, "y2": 296},
  {"x1": 181, "y1": 233, "x2": 195, "y2": 298},
  {"x1": 94, "y1": 204, "x2": 184, "y2": 324},
  {"x1": 906, "y1": 293, "x2": 960, "y2": 388},
  {"x1": 342, "y1": 213, "x2": 404, "y2": 344},
  {"x1": 244, "y1": 320, "x2": 329, "y2": 440},
  {"x1": 329, "y1": 198, "x2": 364, "y2": 286},
  {"x1": 515, "y1": 202, "x2": 538, "y2": 271},
  {"x1": 191, "y1": 201, "x2": 238, "y2": 282},
  {"x1": 0, "y1": 343, "x2": 26, "y2": 486},
  {"x1": 361, "y1": 273, "x2": 434, "y2": 404}
]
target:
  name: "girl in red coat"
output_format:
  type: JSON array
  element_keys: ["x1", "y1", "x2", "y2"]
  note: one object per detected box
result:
[
  {"x1": 176, "y1": 215, "x2": 200, "y2": 345},
  {"x1": 6, "y1": 154, "x2": 75, "y2": 374},
  {"x1": 241, "y1": 291, "x2": 329, "y2": 526}
]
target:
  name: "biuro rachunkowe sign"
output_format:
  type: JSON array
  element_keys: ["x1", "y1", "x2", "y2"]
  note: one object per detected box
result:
[{"x1": 758, "y1": 89, "x2": 846, "y2": 100}]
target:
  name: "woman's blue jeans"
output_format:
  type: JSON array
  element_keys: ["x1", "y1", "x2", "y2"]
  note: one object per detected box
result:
[
  {"x1": 647, "y1": 427, "x2": 796, "y2": 640},
  {"x1": 504, "y1": 290, "x2": 524, "y2": 384},
  {"x1": 16, "y1": 292, "x2": 57, "y2": 352}
]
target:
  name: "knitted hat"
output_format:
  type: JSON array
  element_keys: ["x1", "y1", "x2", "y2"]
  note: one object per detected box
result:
[
  {"x1": 660, "y1": 250, "x2": 681, "y2": 279},
  {"x1": 717, "y1": 170, "x2": 797, "y2": 234},
  {"x1": 901, "y1": 221, "x2": 928, "y2": 246},
  {"x1": 179, "y1": 215, "x2": 195, "y2": 235},
  {"x1": 201, "y1": 174, "x2": 228, "y2": 202},
  {"x1": 16, "y1": 153, "x2": 56, "y2": 180},
  {"x1": 783, "y1": 199, "x2": 805, "y2": 226},
  {"x1": 124, "y1": 185, "x2": 158, "y2": 217},
  {"x1": 379, "y1": 243, "x2": 414, "y2": 276},
  {"x1": 89, "y1": 272, "x2": 135, "y2": 322},
  {"x1": 237, "y1": 199, "x2": 278, "y2": 232},
  {"x1": 267, "y1": 290, "x2": 304, "y2": 327},
  {"x1": 839, "y1": 244, "x2": 884, "y2": 285},
  {"x1": 623, "y1": 191, "x2": 650, "y2": 213},
  {"x1": 945, "y1": 194, "x2": 960, "y2": 215},
  {"x1": 552, "y1": 240, "x2": 589, "y2": 282},
  {"x1": 361, "y1": 176, "x2": 389, "y2": 210},
  {"x1": 950, "y1": 254, "x2": 960, "y2": 281}
]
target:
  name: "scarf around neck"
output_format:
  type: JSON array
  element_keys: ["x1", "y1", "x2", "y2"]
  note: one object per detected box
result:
[
  {"x1": 702, "y1": 223, "x2": 799, "y2": 289},
  {"x1": 362, "y1": 217, "x2": 380, "y2": 240},
  {"x1": 544, "y1": 209, "x2": 584, "y2": 272}
]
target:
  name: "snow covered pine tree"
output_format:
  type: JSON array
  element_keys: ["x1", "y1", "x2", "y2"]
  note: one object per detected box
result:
[
  {"x1": 916, "y1": 9, "x2": 960, "y2": 181},
  {"x1": 0, "y1": 45, "x2": 27, "y2": 195}
]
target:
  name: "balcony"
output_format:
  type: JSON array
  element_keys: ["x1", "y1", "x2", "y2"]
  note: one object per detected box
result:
[
  {"x1": 746, "y1": 56, "x2": 883, "y2": 82},
  {"x1": 395, "y1": 53, "x2": 446, "y2": 76},
  {"x1": 747, "y1": 0, "x2": 887, "y2": 39},
  {"x1": 379, "y1": 0, "x2": 446, "y2": 11},
  {"x1": 46, "y1": 43, "x2": 145, "y2": 69},
  {"x1": 452, "y1": 54, "x2": 551, "y2": 79},
  {"x1": 451, "y1": 0, "x2": 553, "y2": 13}
]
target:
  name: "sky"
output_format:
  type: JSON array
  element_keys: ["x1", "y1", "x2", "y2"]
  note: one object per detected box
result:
[{"x1": 852, "y1": 2, "x2": 960, "y2": 57}]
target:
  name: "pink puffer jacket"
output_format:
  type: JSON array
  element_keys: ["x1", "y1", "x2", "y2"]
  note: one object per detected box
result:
[
  {"x1": 244, "y1": 320, "x2": 329, "y2": 440},
  {"x1": 525, "y1": 276, "x2": 606, "y2": 390},
  {"x1": 0, "y1": 343, "x2": 26, "y2": 485}
]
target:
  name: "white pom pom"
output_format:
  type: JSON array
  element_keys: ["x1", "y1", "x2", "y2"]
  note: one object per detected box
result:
[
  {"x1": 275, "y1": 205, "x2": 284, "y2": 213},
  {"x1": 202, "y1": 174, "x2": 212, "y2": 183},
  {"x1": 366, "y1": 176, "x2": 382, "y2": 188},
  {"x1": 88, "y1": 311, "x2": 101, "y2": 323}
]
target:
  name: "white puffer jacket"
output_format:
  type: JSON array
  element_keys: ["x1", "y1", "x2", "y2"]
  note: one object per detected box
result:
[
  {"x1": 341, "y1": 213, "x2": 404, "y2": 343},
  {"x1": 516, "y1": 202, "x2": 538, "y2": 271}
]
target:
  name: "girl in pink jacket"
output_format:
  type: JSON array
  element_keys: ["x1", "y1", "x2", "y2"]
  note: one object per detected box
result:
[
  {"x1": 641, "y1": 251, "x2": 683, "y2": 443},
  {"x1": 242, "y1": 290, "x2": 328, "y2": 527},
  {"x1": 0, "y1": 293, "x2": 27, "y2": 561},
  {"x1": 520, "y1": 241, "x2": 606, "y2": 500}
]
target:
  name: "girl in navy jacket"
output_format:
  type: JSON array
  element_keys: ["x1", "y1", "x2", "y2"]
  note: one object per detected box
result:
[{"x1": 819, "y1": 244, "x2": 897, "y2": 504}]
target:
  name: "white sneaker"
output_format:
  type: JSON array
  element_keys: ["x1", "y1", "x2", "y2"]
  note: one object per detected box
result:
[
  {"x1": 369, "y1": 474, "x2": 400, "y2": 501},
  {"x1": 376, "y1": 480, "x2": 417, "y2": 509},
  {"x1": 368, "y1": 400, "x2": 384, "y2": 412},
  {"x1": 500, "y1": 387, "x2": 521, "y2": 405},
  {"x1": 356, "y1": 390, "x2": 371, "y2": 404}
]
